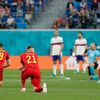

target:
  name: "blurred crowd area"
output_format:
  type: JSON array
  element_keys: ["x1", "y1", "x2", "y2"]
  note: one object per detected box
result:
[
  {"x1": 52, "y1": 0, "x2": 100, "y2": 29},
  {"x1": 0, "y1": 0, "x2": 49, "y2": 29}
]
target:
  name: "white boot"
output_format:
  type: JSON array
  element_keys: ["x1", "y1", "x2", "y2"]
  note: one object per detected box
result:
[{"x1": 43, "y1": 83, "x2": 47, "y2": 93}]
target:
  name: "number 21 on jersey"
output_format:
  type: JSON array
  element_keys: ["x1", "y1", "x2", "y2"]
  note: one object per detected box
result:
[{"x1": 26, "y1": 55, "x2": 37, "y2": 64}]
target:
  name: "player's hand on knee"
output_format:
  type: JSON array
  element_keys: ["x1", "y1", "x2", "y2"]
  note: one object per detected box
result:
[{"x1": 18, "y1": 67, "x2": 25, "y2": 71}]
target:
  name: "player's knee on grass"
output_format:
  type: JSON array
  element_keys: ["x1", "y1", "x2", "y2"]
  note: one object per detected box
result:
[
  {"x1": 32, "y1": 78, "x2": 43, "y2": 93},
  {"x1": 90, "y1": 75, "x2": 99, "y2": 80},
  {"x1": 34, "y1": 87, "x2": 43, "y2": 93},
  {"x1": 31, "y1": 77, "x2": 41, "y2": 87}
]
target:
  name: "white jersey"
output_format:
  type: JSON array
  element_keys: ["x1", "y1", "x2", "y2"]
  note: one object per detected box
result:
[
  {"x1": 75, "y1": 38, "x2": 87, "y2": 55},
  {"x1": 51, "y1": 36, "x2": 63, "y2": 56}
]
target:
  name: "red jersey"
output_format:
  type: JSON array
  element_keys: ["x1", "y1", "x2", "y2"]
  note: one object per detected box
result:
[
  {"x1": 0, "y1": 50, "x2": 10, "y2": 68},
  {"x1": 20, "y1": 52, "x2": 39, "y2": 69}
]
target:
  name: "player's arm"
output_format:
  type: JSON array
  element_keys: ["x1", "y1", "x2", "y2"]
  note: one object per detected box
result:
[
  {"x1": 18, "y1": 63, "x2": 25, "y2": 71},
  {"x1": 4, "y1": 52, "x2": 10, "y2": 68},
  {"x1": 84, "y1": 47, "x2": 90, "y2": 56},
  {"x1": 50, "y1": 39, "x2": 53, "y2": 56},
  {"x1": 85, "y1": 39, "x2": 87, "y2": 49},
  {"x1": 18, "y1": 55, "x2": 25, "y2": 71},
  {"x1": 59, "y1": 37, "x2": 64, "y2": 55},
  {"x1": 74, "y1": 45, "x2": 77, "y2": 55},
  {"x1": 84, "y1": 39, "x2": 88, "y2": 56},
  {"x1": 74, "y1": 40, "x2": 77, "y2": 55},
  {"x1": 4, "y1": 59, "x2": 10, "y2": 68}
]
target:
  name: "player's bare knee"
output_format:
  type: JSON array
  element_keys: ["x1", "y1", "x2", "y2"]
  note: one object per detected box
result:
[
  {"x1": 58, "y1": 60, "x2": 62, "y2": 64},
  {"x1": 53, "y1": 61, "x2": 57, "y2": 65}
]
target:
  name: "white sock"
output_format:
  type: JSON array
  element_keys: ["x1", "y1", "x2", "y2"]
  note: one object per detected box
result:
[
  {"x1": 74, "y1": 61, "x2": 77, "y2": 70},
  {"x1": 83, "y1": 63, "x2": 87, "y2": 72},
  {"x1": 60, "y1": 64, "x2": 64, "y2": 75},
  {"x1": 53, "y1": 64, "x2": 56, "y2": 75},
  {"x1": 76, "y1": 63, "x2": 80, "y2": 72}
]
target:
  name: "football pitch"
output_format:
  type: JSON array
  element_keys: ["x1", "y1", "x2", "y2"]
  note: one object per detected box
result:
[{"x1": 0, "y1": 70, "x2": 100, "y2": 100}]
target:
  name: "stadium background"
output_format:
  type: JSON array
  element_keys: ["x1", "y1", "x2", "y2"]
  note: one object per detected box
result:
[{"x1": 0, "y1": 30, "x2": 100, "y2": 69}]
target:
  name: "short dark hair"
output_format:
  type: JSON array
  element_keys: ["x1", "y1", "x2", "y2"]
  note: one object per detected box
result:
[
  {"x1": 90, "y1": 43, "x2": 97, "y2": 47},
  {"x1": 78, "y1": 32, "x2": 83, "y2": 35},
  {"x1": 94, "y1": 43, "x2": 97, "y2": 47},
  {"x1": 26, "y1": 46, "x2": 33, "y2": 50},
  {"x1": 0, "y1": 43, "x2": 3, "y2": 47}
]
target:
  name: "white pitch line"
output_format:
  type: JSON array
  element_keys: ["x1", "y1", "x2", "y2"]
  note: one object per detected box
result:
[
  {"x1": 3, "y1": 78, "x2": 92, "y2": 83},
  {"x1": 4, "y1": 79, "x2": 67, "y2": 83},
  {"x1": 4, "y1": 75, "x2": 71, "y2": 79}
]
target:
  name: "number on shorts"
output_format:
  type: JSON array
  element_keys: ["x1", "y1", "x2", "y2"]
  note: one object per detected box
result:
[
  {"x1": 0, "y1": 53, "x2": 4, "y2": 60},
  {"x1": 26, "y1": 55, "x2": 37, "y2": 64}
]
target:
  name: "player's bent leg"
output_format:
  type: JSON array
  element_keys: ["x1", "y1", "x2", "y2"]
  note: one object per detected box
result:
[
  {"x1": 87, "y1": 66, "x2": 91, "y2": 76},
  {"x1": 90, "y1": 66, "x2": 94, "y2": 75},
  {"x1": 89, "y1": 66, "x2": 95, "y2": 80},
  {"x1": 97, "y1": 68, "x2": 100, "y2": 83},
  {"x1": 21, "y1": 71, "x2": 27, "y2": 92},
  {"x1": 31, "y1": 71, "x2": 47, "y2": 93},
  {"x1": 31, "y1": 77, "x2": 43, "y2": 93},
  {"x1": 92, "y1": 75, "x2": 99, "y2": 81},
  {"x1": 98, "y1": 69, "x2": 100, "y2": 80},
  {"x1": 0, "y1": 69, "x2": 3, "y2": 87},
  {"x1": 34, "y1": 87, "x2": 43, "y2": 93}
]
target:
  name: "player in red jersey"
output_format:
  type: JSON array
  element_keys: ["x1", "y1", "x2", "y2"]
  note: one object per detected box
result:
[
  {"x1": 19, "y1": 46, "x2": 47, "y2": 93},
  {"x1": 0, "y1": 43, "x2": 10, "y2": 87}
]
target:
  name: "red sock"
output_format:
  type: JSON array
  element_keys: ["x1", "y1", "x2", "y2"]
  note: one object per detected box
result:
[
  {"x1": 98, "y1": 69, "x2": 100, "y2": 80},
  {"x1": 22, "y1": 79, "x2": 25, "y2": 88}
]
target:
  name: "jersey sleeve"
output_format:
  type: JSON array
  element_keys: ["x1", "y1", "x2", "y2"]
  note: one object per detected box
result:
[
  {"x1": 84, "y1": 39, "x2": 87, "y2": 45},
  {"x1": 51, "y1": 38, "x2": 53, "y2": 45},
  {"x1": 60, "y1": 37, "x2": 63, "y2": 44},
  {"x1": 75, "y1": 40, "x2": 77, "y2": 46}
]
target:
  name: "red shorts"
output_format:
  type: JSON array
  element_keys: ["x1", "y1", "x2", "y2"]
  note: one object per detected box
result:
[
  {"x1": 21, "y1": 68, "x2": 41, "y2": 88},
  {"x1": 0, "y1": 68, "x2": 3, "y2": 81}
]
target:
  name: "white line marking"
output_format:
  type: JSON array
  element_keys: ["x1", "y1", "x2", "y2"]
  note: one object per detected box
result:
[{"x1": 3, "y1": 78, "x2": 92, "y2": 83}]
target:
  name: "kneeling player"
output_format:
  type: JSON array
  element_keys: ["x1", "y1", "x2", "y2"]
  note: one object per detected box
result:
[
  {"x1": 0, "y1": 43, "x2": 10, "y2": 87},
  {"x1": 84, "y1": 43, "x2": 100, "y2": 80},
  {"x1": 19, "y1": 46, "x2": 47, "y2": 93}
]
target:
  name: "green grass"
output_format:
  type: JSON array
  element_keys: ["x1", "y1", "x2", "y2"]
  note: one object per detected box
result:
[{"x1": 0, "y1": 70, "x2": 100, "y2": 100}]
